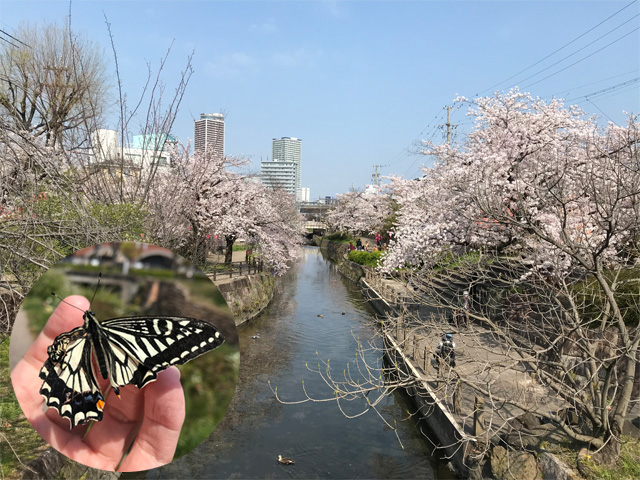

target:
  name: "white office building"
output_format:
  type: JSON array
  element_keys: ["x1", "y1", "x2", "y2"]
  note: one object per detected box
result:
[
  {"x1": 297, "y1": 187, "x2": 310, "y2": 203},
  {"x1": 91, "y1": 129, "x2": 174, "y2": 171}
]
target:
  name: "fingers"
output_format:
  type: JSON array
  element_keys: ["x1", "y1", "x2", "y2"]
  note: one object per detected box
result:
[
  {"x1": 12, "y1": 297, "x2": 185, "y2": 472},
  {"x1": 10, "y1": 296, "x2": 95, "y2": 461},
  {"x1": 11, "y1": 296, "x2": 88, "y2": 419},
  {"x1": 119, "y1": 367, "x2": 185, "y2": 472},
  {"x1": 82, "y1": 379, "x2": 145, "y2": 464}
]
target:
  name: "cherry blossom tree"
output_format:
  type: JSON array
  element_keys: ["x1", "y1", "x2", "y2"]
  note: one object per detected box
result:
[
  {"x1": 325, "y1": 188, "x2": 393, "y2": 237},
  {"x1": 381, "y1": 89, "x2": 639, "y2": 462},
  {"x1": 147, "y1": 147, "x2": 302, "y2": 273}
]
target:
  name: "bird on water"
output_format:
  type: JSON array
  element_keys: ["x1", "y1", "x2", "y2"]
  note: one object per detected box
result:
[{"x1": 277, "y1": 455, "x2": 295, "y2": 465}]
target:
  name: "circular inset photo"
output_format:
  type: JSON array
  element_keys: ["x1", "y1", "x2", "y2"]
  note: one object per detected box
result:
[{"x1": 9, "y1": 242, "x2": 239, "y2": 472}]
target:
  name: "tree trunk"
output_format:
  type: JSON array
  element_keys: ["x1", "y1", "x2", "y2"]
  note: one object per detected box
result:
[
  {"x1": 187, "y1": 221, "x2": 208, "y2": 267},
  {"x1": 224, "y1": 235, "x2": 235, "y2": 264},
  {"x1": 599, "y1": 420, "x2": 622, "y2": 465}
]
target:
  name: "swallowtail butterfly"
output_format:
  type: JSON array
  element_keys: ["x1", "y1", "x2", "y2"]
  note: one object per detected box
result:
[{"x1": 39, "y1": 304, "x2": 224, "y2": 428}]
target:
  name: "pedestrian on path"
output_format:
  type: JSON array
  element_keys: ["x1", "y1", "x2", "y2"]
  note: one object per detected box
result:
[{"x1": 434, "y1": 333, "x2": 456, "y2": 371}]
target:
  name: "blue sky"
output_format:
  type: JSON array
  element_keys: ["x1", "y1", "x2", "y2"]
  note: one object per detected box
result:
[{"x1": 1, "y1": 1, "x2": 638, "y2": 199}]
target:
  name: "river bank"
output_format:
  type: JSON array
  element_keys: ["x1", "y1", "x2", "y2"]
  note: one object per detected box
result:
[
  {"x1": 316, "y1": 236, "x2": 589, "y2": 480},
  {"x1": 131, "y1": 246, "x2": 446, "y2": 478}
]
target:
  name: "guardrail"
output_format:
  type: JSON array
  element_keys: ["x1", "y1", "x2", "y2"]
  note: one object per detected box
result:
[{"x1": 206, "y1": 258, "x2": 265, "y2": 280}]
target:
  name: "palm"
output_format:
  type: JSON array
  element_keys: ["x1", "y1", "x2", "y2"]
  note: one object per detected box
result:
[{"x1": 11, "y1": 296, "x2": 185, "y2": 471}]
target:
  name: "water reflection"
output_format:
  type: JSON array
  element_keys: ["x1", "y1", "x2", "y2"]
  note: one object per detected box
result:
[{"x1": 143, "y1": 247, "x2": 443, "y2": 479}]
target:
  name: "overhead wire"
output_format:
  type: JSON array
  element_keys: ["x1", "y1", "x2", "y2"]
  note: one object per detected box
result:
[
  {"x1": 565, "y1": 77, "x2": 640, "y2": 103},
  {"x1": 546, "y1": 69, "x2": 639, "y2": 99},
  {"x1": 392, "y1": 2, "x2": 639, "y2": 180},
  {"x1": 0, "y1": 28, "x2": 30, "y2": 48},
  {"x1": 513, "y1": 14, "x2": 639, "y2": 88},
  {"x1": 521, "y1": 26, "x2": 640, "y2": 90},
  {"x1": 401, "y1": 110, "x2": 448, "y2": 179},
  {"x1": 477, "y1": 0, "x2": 638, "y2": 95}
]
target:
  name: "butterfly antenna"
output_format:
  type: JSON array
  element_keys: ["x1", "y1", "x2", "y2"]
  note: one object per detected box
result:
[
  {"x1": 51, "y1": 293, "x2": 86, "y2": 313},
  {"x1": 89, "y1": 272, "x2": 102, "y2": 307}
]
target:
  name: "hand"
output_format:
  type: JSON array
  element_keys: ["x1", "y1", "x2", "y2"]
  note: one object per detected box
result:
[{"x1": 11, "y1": 295, "x2": 185, "y2": 472}]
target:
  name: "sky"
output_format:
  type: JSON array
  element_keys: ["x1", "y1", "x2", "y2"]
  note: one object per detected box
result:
[{"x1": 1, "y1": 0, "x2": 638, "y2": 200}]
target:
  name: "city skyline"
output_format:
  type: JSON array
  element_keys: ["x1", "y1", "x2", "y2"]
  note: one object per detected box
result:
[{"x1": 1, "y1": 1, "x2": 637, "y2": 199}]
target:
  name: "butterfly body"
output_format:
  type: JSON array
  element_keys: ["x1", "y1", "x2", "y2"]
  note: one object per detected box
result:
[{"x1": 40, "y1": 309, "x2": 224, "y2": 428}]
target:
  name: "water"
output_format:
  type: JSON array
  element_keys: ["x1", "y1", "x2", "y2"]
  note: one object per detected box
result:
[{"x1": 144, "y1": 247, "x2": 447, "y2": 479}]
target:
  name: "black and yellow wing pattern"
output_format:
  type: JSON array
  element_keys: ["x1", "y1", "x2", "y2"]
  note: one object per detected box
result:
[{"x1": 40, "y1": 310, "x2": 224, "y2": 428}]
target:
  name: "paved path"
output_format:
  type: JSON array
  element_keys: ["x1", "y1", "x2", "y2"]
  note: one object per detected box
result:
[{"x1": 363, "y1": 273, "x2": 568, "y2": 442}]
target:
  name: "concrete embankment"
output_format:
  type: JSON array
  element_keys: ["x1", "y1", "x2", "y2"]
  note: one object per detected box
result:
[
  {"x1": 317, "y1": 236, "x2": 580, "y2": 480},
  {"x1": 207, "y1": 249, "x2": 277, "y2": 326},
  {"x1": 316, "y1": 237, "x2": 472, "y2": 477},
  {"x1": 213, "y1": 272, "x2": 275, "y2": 326}
]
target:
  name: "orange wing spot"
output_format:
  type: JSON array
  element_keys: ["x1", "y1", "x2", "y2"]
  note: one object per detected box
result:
[{"x1": 97, "y1": 399, "x2": 105, "y2": 411}]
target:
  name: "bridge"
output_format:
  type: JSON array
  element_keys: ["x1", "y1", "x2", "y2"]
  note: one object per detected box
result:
[
  {"x1": 303, "y1": 221, "x2": 327, "y2": 230},
  {"x1": 302, "y1": 221, "x2": 327, "y2": 238}
]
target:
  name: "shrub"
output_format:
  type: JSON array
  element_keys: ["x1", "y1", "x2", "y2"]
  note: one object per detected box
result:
[{"x1": 348, "y1": 250, "x2": 383, "y2": 267}]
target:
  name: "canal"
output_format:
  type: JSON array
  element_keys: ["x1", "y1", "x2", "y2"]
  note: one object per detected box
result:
[{"x1": 145, "y1": 246, "x2": 449, "y2": 479}]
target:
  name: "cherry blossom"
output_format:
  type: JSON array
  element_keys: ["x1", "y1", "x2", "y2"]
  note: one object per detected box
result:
[{"x1": 325, "y1": 189, "x2": 393, "y2": 236}]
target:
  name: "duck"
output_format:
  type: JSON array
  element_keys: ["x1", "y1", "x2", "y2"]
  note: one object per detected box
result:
[
  {"x1": 317, "y1": 314, "x2": 323, "y2": 318},
  {"x1": 252, "y1": 334, "x2": 260, "y2": 339},
  {"x1": 277, "y1": 455, "x2": 295, "y2": 465}
]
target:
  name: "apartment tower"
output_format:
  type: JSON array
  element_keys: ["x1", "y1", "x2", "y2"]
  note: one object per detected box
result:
[
  {"x1": 194, "y1": 113, "x2": 225, "y2": 157},
  {"x1": 272, "y1": 136, "x2": 301, "y2": 191}
]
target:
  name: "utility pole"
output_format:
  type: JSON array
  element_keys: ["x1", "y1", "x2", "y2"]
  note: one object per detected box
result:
[
  {"x1": 440, "y1": 105, "x2": 458, "y2": 145},
  {"x1": 372, "y1": 164, "x2": 388, "y2": 189}
]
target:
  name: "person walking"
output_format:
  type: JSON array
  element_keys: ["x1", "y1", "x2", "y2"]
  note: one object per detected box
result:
[{"x1": 434, "y1": 333, "x2": 456, "y2": 372}]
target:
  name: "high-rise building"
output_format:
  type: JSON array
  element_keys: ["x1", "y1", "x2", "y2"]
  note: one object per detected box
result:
[
  {"x1": 272, "y1": 137, "x2": 301, "y2": 192},
  {"x1": 194, "y1": 113, "x2": 224, "y2": 156}
]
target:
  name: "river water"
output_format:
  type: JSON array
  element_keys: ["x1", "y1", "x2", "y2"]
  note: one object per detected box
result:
[{"x1": 144, "y1": 247, "x2": 448, "y2": 479}]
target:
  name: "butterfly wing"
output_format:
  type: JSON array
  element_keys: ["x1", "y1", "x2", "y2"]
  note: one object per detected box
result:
[
  {"x1": 39, "y1": 328, "x2": 106, "y2": 428},
  {"x1": 40, "y1": 314, "x2": 224, "y2": 429},
  {"x1": 97, "y1": 316, "x2": 225, "y2": 390}
]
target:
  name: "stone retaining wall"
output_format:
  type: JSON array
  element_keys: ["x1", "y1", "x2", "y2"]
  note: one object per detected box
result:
[{"x1": 215, "y1": 272, "x2": 275, "y2": 326}]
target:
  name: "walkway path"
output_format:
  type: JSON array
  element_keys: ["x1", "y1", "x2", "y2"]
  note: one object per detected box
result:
[{"x1": 361, "y1": 271, "x2": 568, "y2": 444}]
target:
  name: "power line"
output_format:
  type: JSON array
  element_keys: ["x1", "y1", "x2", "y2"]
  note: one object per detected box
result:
[
  {"x1": 386, "y1": 109, "x2": 445, "y2": 165},
  {"x1": 0, "y1": 35, "x2": 21, "y2": 49},
  {"x1": 477, "y1": 0, "x2": 639, "y2": 95},
  {"x1": 566, "y1": 77, "x2": 640, "y2": 103},
  {"x1": 0, "y1": 28, "x2": 30, "y2": 48},
  {"x1": 512, "y1": 16, "x2": 639, "y2": 89},
  {"x1": 521, "y1": 27, "x2": 640, "y2": 90},
  {"x1": 402, "y1": 114, "x2": 447, "y2": 180},
  {"x1": 546, "y1": 69, "x2": 639, "y2": 99}
]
